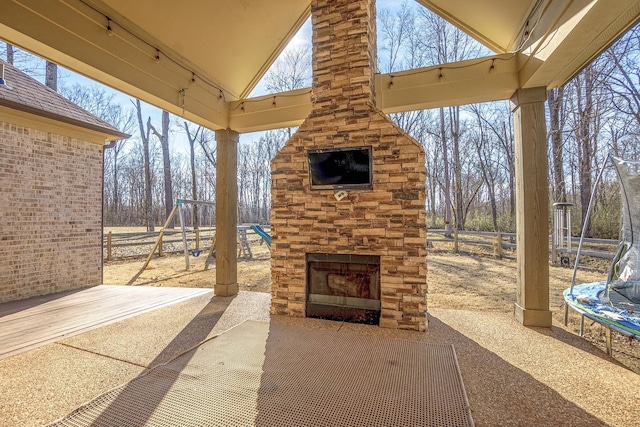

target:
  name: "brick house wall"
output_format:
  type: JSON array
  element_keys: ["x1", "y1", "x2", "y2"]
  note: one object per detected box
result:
[{"x1": 0, "y1": 117, "x2": 104, "y2": 303}]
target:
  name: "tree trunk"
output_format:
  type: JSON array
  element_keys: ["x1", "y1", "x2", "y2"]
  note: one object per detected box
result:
[
  {"x1": 184, "y1": 122, "x2": 202, "y2": 229},
  {"x1": 113, "y1": 154, "x2": 119, "y2": 216},
  {"x1": 149, "y1": 111, "x2": 174, "y2": 228},
  {"x1": 135, "y1": 100, "x2": 154, "y2": 232},
  {"x1": 548, "y1": 87, "x2": 566, "y2": 202},
  {"x1": 440, "y1": 108, "x2": 452, "y2": 237},
  {"x1": 501, "y1": 120, "x2": 516, "y2": 217},
  {"x1": 450, "y1": 106, "x2": 465, "y2": 230},
  {"x1": 576, "y1": 68, "x2": 594, "y2": 237},
  {"x1": 472, "y1": 106, "x2": 499, "y2": 231},
  {"x1": 161, "y1": 112, "x2": 173, "y2": 227}
]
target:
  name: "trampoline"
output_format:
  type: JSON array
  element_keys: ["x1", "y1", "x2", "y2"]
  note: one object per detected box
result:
[{"x1": 564, "y1": 155, "x2": 640, "y2": 355}]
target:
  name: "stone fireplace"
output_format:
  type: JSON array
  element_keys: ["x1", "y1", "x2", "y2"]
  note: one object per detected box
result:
[{"x1": 270, "y1": 0, "x2": 427, "y2": 331}]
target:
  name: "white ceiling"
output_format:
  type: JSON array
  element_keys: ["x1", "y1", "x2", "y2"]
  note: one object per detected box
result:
[{"x1": 0, "y1": 0, "x2": 638, "y2": 131}]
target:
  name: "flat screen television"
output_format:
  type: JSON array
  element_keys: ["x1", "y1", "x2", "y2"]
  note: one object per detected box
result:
[{"x1": 308, "y1": 146, "x2": 373, "y2": 190}]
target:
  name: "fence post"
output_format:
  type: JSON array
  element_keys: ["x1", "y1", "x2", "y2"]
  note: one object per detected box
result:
[
  {"x1": 453, "y1": 228, "x2": 459, "y2": 254},
  {"x1": 106, "y1": 231, "x2": 112, "y2": 261},
  {"x1": 196, "y1": 229, "x2": 201, "y2": 251},
  {"x1": 494, "y1": 232, "x2": 503, "y2": 259},
  {"x1": 158, "y1": 234, "x2": 163, "y2": 257}
]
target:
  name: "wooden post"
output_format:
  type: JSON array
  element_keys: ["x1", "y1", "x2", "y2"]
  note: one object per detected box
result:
[
  {"x1": 106, "y1": 231, "x2": 112, "y2": 261},
  {"x1": 107, "y1": 232, "x2": 111, "y2": 261},
  {"x1": 511, "y1": 87, "x2": 552, "y2": 327},
  {"x1": 453, "y1": 228, "x2": 459, "y2": 254},
  {"x1": 494, "y1": 232, "x2": 503, "y2": 259},
  {"x1": 141, "y1": 204, "x2": 178, "y2": 270},
  {"x1": 214, "y1": 129, "x2": 239, "y2": 296},
  {"x1": 196, "y1": 229, "x2": 201, "y2": 251},
  {"x1": 158, "y1": 233, "x2": 163, "y2": 257},
  {"x1": 178, "y1": 202, "x2": 190, "y2": 270}
]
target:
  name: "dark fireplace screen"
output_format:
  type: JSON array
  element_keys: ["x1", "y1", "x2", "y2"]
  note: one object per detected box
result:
[{"x1": 306, "y1": 253, "x2": 380, "y2": 325}]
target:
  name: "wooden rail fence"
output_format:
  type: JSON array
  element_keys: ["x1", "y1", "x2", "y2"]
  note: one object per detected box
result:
[
  {"x1": 103, "y1": 228, "x2": 217, "y2": 260},
  {"x1": 103, "y1": 227, "x2": 617, "y2": 262},
  {"x1": 428, "y1": 229, "x2": 617, "y2": 260}
]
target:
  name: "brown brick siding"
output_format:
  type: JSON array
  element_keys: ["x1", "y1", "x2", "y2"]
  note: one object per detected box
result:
[{"x1": 0, "y1": 120, "x2": 103, "y2": 302}]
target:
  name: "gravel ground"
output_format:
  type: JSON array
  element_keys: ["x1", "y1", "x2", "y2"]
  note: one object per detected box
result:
[
  {"x1": 103, "y1": 232, "x2": 640, "y2": 374},
  {"x1": 1, "y1": 232, "x2": 638, "y2": 426}
]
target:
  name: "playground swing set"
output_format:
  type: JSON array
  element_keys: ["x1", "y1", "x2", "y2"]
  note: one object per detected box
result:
[{"x1": 142, "y1": 199, "x2": 271, "y2": 271}]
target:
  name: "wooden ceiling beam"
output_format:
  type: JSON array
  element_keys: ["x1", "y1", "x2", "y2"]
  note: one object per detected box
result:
[
  {"x1": 519, "y1": 0, "x2": 640, "y2": 89},
  {"x1": 228, "y1": 54, "x2": 519, "y2": 133}
]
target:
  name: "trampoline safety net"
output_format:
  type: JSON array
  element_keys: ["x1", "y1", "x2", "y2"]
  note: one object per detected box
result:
[{"x1": 608, "y1": 156, "x2": 640, "y2": 303}]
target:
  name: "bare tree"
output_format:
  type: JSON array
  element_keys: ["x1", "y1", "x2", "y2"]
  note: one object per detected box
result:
[
  {"x1": 571, "y1": 64, "x2": 600, "y2": 236},
  {"x1": 548, "y1": 87, "x2": 567, "y2": 202},
  {"x1": 262, "y1": 45, "x2": 311, "y2": 138},
  {"x1": 418, "y1": 8, "x2": 488, "y2": 231},
  {"x1": 134, "y1": 99, "x2": 155, "y2": 231},
  {"x1": 607, "y1": 25, "x2": 640, "y2": 129},
  {"x1": 263, "y1": 46, "x2": 311, "y2": 93},
  {"x1": 469, "y1": 104, "x2": 502, "y2": 230},
  {"x1": 149, "y1": 111, "x2": 174, "y2": 228},
  {"x1": 61, "y1": 83, "x2": 135, "y2": 223},
  {"x1": 439, "y1": 108, "x2": 454, "y2": 235},
  {"x1": 184, "y1": 122, "x2": 202, "y2": 228}
]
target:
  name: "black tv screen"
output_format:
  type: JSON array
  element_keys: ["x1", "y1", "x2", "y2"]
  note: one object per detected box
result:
[{"x1": 308, "y1": 146, "x2": 372, "y2": 189}]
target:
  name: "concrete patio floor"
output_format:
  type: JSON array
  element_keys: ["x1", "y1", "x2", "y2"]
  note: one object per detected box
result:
[{"x1": 1, "y1": 289, "x2": 638, "y2": 426}]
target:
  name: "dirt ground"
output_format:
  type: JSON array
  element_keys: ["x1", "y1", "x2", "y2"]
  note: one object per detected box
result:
[{"x1": 103, "y1": 235, "x2": 640, "y2": 374}]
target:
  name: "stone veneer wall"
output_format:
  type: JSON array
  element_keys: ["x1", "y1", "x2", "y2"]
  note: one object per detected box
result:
[
  {"x1": 270, "y1": 0, "x2": 427, "y2": 331},
  {"x1": 0, "y1": 120, "x2": 103, "y2": 303}
]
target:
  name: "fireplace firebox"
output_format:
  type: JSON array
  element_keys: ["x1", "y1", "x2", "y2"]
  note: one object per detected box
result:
[{"x1": 306, "y1": 253, "x2": 381, "y2": 325}]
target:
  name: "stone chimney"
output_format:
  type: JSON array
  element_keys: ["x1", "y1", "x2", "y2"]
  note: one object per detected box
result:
[
  {"x1": 270, "y1": 0, "x2": 428, "y2": 331},
  {"x1": 310, "y1": 0, "x2": 377, "y2": 116}
]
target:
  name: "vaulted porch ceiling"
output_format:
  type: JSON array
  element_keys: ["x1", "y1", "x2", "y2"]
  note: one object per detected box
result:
[{"x1": 0, "y1": 0, "x2": 638, "y2": 132}]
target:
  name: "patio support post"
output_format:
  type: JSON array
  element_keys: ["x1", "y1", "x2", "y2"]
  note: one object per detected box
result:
[
  {"x1": 214, "y1": 128, "x2": 239, "y2": 297},
  {"x1": 510, "y1": 87, "x2": 552, "y2": 327}
]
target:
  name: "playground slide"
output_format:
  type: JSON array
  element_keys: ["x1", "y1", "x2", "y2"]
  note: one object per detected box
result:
[{"x1": 250, "y1": 225, "x2": 271, "y2": 250}]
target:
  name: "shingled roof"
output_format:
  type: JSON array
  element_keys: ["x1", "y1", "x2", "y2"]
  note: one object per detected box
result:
[{"x1": 0, "y1": 60, "x2": 129, "y2": 141}]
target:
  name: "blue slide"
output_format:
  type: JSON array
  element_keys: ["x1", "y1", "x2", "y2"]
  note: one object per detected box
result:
[{"x1": 250, "y1": 225, "x2": 271, "y2": 250}]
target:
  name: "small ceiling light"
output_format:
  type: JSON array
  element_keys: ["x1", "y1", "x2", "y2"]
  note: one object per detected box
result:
[
  {"x1": 155, "y1": 50, "x2": 160, "y2": 63},
  {"x1": 240, "y1": 103, "x2": 245, "y2": 112},
  {"x1": 107, "y1": 18, "x2": 113, "y2": 37},
  {"x1": 489, "y1": 59, "x2": 495, "y2": 73},
  {"x1": 388, "y1": 76, "x2": 394, "y2": 89},
  {"x1": 272, "y1": 96, "x2": 277, "y2": 107},
  {"x1": 438, "y1": 68, "x2": 444, "y2": 82},
  {"x1": 179, "y1": 88, "x2": 186, "y2": 115},
  {"x1": 106, "y1": 18, "x2": 114, "y2": 36},
  {"x1": 191, "y1": 73, "x2": 196, "y2": 84}
]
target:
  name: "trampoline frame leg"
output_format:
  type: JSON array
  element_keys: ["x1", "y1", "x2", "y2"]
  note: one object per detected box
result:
[
  {"x1": 605, "y1": 327, "x2": 613, "y2": 356},
  {"x1": 563, "y1": 304, "x2": 569, "y2": 326},
  {"x1": 579, "y1": 314, "x2": 585, "y2": 336}
]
